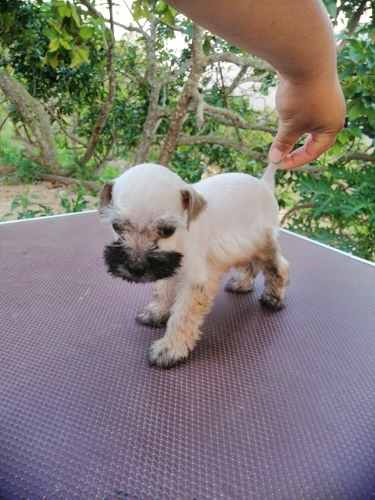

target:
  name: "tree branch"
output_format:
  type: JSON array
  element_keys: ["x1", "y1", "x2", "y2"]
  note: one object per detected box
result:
[
  {"x1": 340, "y1": 152, "x2": 375, "y2": 164},
  {"x1": 208, "y1": 52, "x2": 274, "y2": 72},
  {"x1": 226, "y1": 65, "x2": 250, "y2": 96},
  {"x1": 202, "y1": 103, "x2": 276, "y2": 133},
  {"x1": 193, "y1": 89, "x2": 205, "y2": 129},
  {"x1": 159, "y1": 23, "x2": 207, "y2": 165},
  {"x1": 0, "y1": 164, "x2": 16, "y2": 176},
  {"x1": 78, "y1": 0, "x2": 143, "y2": 34},
  {"x1": 79, "y1": 0, "x2": 116, "y2": 165},
  {"x1": 0, "y1": 70, "x2": 60, "y2": 173},
  {"x1": 281, "y1": 202, "x2": 315, "y2": 226},
  {"x1": 144, "y1": 15, "x2": 158, "y2": 83},
  {"x1": 40, "y1": 174, "x2": 99, "y2": 192},
  {"x1": 120, "y1": 0, "x2": 150, "y2": 39},
  {"x1": 133, "y1": 16, "x2": 166, "y2": 163},
  {"x1": 106, "y1": 20, "x2": 142, "y2": 34},
  {"x1": 134, "y1": 80, "x2": 163, "y2": 163},
  {"x1": 46, "y1": 106, "x2": 87, "y2": 148},
  {"x1": 78, "y1": 0, "x2": 103, "y2": 19},
  {"x1": 0, "y1": 111, "x2": 11, "y2": 133},
  {"x1": 177, "y1": 134, "x2": 265, "y2": 158},
  {"x1": 159, "y1": 19, "x2": 186, "y2": 34},
  {"x1": 217, "y1": 60, "x2": 242, "y2": 142},
  {"x1": 338, "y1": 0, "x2": 368, "y2": 51}
]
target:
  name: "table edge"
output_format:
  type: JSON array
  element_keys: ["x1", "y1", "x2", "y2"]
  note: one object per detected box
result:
[{"x1": 1, "y1": 210, "x2": 374, "y2": 268}]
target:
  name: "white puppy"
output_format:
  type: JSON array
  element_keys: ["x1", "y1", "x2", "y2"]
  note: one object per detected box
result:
[{"x1": 100, "y1": 163, "x2": 289, "y2": 368}]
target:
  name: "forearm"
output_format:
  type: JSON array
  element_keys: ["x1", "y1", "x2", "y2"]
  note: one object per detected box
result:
[{"x1": 168, "y1": 0, "x2": 337, "y2": 82}]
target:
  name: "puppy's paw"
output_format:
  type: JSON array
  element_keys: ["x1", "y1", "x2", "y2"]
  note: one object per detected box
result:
[
  {"x1": 225, "y1": 275, "x2": 254, "y2": 294},
  {"x1": 260, "y1": 292, "x2": 285, "y2": 311},
  {"x1": 148, "y1": 337, "x2": 190, "y2": 368},
  {"x1": 136, "y1": 307, "x2": 169, "y2": 328}
]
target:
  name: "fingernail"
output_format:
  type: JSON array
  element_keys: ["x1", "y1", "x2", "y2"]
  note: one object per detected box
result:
[{"x1": 269, "y1": 148, "x2": 283, "y2": 164}]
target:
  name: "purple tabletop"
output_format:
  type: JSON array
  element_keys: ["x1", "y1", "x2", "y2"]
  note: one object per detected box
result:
[{"x1": 0, "y1": 212, "x2": 374, "y2": 500}]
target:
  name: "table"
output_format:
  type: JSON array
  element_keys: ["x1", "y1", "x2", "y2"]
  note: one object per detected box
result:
[{"x1": 1, "y1": 211, "x2": 374, "y2": 499}]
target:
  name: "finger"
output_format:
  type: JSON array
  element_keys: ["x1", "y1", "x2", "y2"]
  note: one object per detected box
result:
[
  {"x1": 268, "y1": 123, "x2": 301, "y2": 164},
  {"x1": 280, "y1": 132, "x2": 336, "y2": 170}
]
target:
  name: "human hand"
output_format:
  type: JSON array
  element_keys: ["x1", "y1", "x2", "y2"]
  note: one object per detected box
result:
[{"x1": 269, "y1": 74, "x2": 346, "y2": 169}]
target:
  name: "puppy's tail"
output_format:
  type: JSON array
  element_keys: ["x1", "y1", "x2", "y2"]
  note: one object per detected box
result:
[{"x1": 261, "y1": 163, "x2": 278, "y2": 191}]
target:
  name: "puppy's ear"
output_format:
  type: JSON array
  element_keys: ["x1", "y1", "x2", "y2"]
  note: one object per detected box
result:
[
  {"x1": 180, "y1": 187, "x2": 206, "y2": 229},
  {"x1": 99, "y1": 182, "x2": 113, "y2": 215}
]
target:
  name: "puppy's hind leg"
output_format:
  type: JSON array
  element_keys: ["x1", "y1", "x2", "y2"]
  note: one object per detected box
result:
[
  {"x1": 149, "y1": 269, "x2": 221, "y2": 368},
  {"x1": 225, "y1": 261, "x2": 259, "y2": 294},
  {"x1": 258, "y1": 234, "x2": 289, "y2": 311},
  {"x1": 136, "y1": 277, "x2": 177, "y2": 328}
]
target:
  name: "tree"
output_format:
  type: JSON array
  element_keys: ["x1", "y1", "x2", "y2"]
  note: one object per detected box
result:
[
  {"x1": 279, "y1": 0, "x2": 375, "y2": 260},
  {"x1": 0, "y1": 0, "x2": 374, "y2": 260}
]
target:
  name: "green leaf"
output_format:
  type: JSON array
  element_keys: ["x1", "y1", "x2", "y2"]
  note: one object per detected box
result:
[
  {"x1": 48, "y1": 53, "x2": 59, "y2": 68},
  {"x1": 37, "y1": 204, "x2": 53, "y2": 215},
  {"x1": 60, "y1": 37, "x2": 72, "y2": 50},
  {"x1": 348, "y1": 102, "x2": 366, "y2": 120},
  {"x1": 11, "y1": 199, "x2": 20, "y2": 210},
  {"x1": 0, "y1": 12, "x2": 15, "y2": 33},
  {"x1": 79, "y1": 26, "x2": 94, "y2": 40},
  {"x1": 155, "y1": 0, "x2": 168, "y2": 14},
  {"x1": 203, "y1": 36, "x2": 212, "y2": 55},
  {"x1": 70, "y1": 5, "x2": 81, "y2": 27},
  {"x1": 57, "y1": 2, "x2": 71, "y2": 18},
  {"x1": 48, "y1": 38, "x2": 60, "y2": 52},
  {"x1": 70, "y1": 46, "x2": 89, "y2": 68},
  {"x1": 133, "y1": 0, "x2": 149, "y2": 20},
  {"x1": 47, "y1": 19, "x2": 63, "y2": 35},
  {"x1": 163, "y1": 7, "x2": 176, "y2": 26},
  {"x1": 325, "y1": 1, "x2": 337, "y2": 18},
  {"x1": 60, "y1": 197, "x2": 71, "y2": 211}
]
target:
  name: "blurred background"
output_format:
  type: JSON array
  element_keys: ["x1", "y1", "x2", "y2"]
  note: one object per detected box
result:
[{"x1": 0, "y1": 0, "x2": 374, "y2": 261}]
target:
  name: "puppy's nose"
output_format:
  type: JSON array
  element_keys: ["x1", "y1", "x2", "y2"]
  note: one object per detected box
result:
[{"x1": 129, "y1": 262, "x2": 144, "y2": 277}]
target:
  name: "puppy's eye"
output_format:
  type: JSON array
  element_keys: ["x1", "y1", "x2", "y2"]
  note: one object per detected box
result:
[
  {"x1": 158, "y1": 226, "x2": 176, "y2": 238},
  {"x1": 112, "y1": 222, "x2": 122, "y2": 234}
]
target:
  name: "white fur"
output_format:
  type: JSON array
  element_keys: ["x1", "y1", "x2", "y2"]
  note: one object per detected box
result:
[
  {"x1": 103, "y1": 162, "x2": 288, "y2": 367},
  {"x1": 190, "y1": 171, "x2": 278, "y2": 275},
  {"x1": 112, "y1": 164, "x2": 186, "y2": 225}
]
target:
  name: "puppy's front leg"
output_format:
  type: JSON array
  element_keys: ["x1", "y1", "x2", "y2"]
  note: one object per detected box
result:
[
  {"x1": 136, "y1": 277, "x2": 178, "y2": 328},
  {"x1": 149, "y1": 272, "x2": 220, "y2": 368}
]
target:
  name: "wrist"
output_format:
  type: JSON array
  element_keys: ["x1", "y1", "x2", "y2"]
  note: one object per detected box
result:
[{"x1": 278, "y1": 64, "x2": 339, "y2": 88}]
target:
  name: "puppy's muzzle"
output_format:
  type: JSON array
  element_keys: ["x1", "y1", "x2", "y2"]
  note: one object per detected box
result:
[{"x1": 104, "y1": 240, "x2": 183, "y2": 283}]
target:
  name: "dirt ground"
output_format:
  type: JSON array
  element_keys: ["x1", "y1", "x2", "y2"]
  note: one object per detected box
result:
[
  {"x1": 0, "y1": 181, "x2": 98, "y2": 222},
  {"x1": 1, "y1": 168, "x2": 288, "y2": 223}
]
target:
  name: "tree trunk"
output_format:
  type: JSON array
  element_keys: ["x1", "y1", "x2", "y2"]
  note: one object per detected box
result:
[
  {"x1": 134, "y1": 81, "x2": 162, "y2": 164},
  {"x1": 0, "y1": 70, "x2": 60, "y2": 174},
  {"x1": 159, "y1": 24, "x2": 206, "y2": 166},
  {"x1": 134, "y1": 15, "x2": 164, "y2": 164},
  {"x1": 338, "y1": 0, "x2": 368, "y2": 51},
  {"x1": 79, "y1": 0, "x2": 116, "y2": 165}
]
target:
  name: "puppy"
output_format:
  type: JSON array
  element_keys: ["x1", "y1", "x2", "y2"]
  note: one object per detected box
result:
[{"x1": 100, "y1": 163, "x2": 289, "y2": 368}]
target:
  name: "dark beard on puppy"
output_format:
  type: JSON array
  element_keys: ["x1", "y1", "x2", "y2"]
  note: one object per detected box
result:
[{"x1": 103, "y1": 240, "x2": 183, "y2": 283}]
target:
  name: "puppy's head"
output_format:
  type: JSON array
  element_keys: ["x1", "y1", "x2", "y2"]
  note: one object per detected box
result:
[{"x1": 99, "y1": 163, "x2": 206, "y2": 283}]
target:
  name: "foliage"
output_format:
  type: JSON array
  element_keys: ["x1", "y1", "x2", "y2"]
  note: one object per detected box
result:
[
  {"x1": 339, "y1": 33, "x2": 375, "y2": 136},
  {"x1": 0, "y1": 0, "x2": 374, "y2": 261},
  {"x1": 0, "y1": 122, "x2": 45, "y2": 181},
  {"x1": 98, "y1": 164, "x2": 123, "y2": 182},
  {"x1": 292, "y1": 166, "x2": 375, "y2": 260},
  {"x1": 59, "y1": 186, "x2": 89, "y2": 212},
  {"x1": 1, "y1": 187, "x2": 91, "y2": 222},
  {"x1": 132, "y1": 0, "x2": 178, "y2": 25},
  {"x1": 277, "y1": 0, "x2": 375, "y2": 261},
  {"x1": 6, "y1": 193, "x2": 53, "y2": 220}
]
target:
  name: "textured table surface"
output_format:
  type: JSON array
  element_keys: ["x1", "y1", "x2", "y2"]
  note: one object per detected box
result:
[{"x1": 0, "y1": 212, "x2": 374, "y2": 500}]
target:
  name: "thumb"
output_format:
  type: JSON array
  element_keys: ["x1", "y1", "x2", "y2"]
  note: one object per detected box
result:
[{"x1": 269, "y1": 123, "x2": 301, "y2": 164}]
